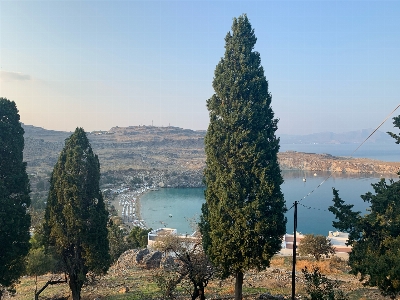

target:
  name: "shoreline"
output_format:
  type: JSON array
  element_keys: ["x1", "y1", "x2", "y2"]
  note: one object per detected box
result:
[{"x1": 111, "y1": 188, "x2": 152, "y2": 230}]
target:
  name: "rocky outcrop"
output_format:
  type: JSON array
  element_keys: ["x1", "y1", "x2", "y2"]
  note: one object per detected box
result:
[
  {"x1": 135, "y1": 248, "x2": 150, "y2": 263},
  {"x1": 278, "y1": 151, "x2": 400, "y2": 175},
  {"x1": 161, "y1": 256, "x2": 178, "y2": 271},
  {"x1": 142, "y1": 251, "x2": 163, "y2": 269}
]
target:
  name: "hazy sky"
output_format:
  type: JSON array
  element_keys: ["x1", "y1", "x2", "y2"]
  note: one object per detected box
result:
[{"x1": 0, "y1": 0, "x2": 399, "y2": 135}]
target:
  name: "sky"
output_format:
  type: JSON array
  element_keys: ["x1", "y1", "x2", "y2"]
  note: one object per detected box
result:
[{"x1": 0, "y1": 0, "x2": 399, "y2": 135}]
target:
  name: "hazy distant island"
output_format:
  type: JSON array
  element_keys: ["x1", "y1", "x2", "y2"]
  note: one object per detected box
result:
[{"x1": 23, "y1": 124, "x2": 399, "y2": 193}]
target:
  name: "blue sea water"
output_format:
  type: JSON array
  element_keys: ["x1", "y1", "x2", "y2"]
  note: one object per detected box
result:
[
  {"x1": 140, "y1": 172, "x2": 397, "y2": 236},
  {"x1": 140, "y1": 144, "x2": 399, "y2": 235}
]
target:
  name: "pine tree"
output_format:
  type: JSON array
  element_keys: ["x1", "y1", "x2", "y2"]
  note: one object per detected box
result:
[
  {"x1": 44, "y1": 128, "x2": 110, "y2": 300},
  {"x1": 0, "y1": 98, "x2": 31, "y2": 298},
  {"x1": 199, "y1": 14, "x2": 286, "y2": 300}
]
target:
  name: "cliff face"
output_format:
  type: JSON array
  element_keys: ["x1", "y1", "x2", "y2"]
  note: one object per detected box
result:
[{"x1": 278, "y1": 151, "x2": 400, "y2": 175}]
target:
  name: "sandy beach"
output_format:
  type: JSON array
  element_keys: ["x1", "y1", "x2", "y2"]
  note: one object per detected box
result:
[{"x1": 110, "y1": 189, "x2": 150, "y2": 229}]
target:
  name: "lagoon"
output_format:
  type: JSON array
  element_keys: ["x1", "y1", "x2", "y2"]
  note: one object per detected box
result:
[{"x1": 140, "y1": 170, "x2": 397, "y2": 236}]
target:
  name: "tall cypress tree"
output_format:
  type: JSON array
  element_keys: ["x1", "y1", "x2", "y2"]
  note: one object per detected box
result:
[
  {"x1": 199, "y1": 15, "x2": 286, "y2": 300},
  {"x1": 0, "y1": 98, "x2": 31, "y2": 297},
  {"x1": 44, "y1": 128, "x2": 110, "y2": 300}
]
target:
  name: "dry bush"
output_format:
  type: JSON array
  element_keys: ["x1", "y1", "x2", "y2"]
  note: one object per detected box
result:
[
  {"x1": 296, "y1": 259, "x2": 340, "y2": 274},
  {"x1": 270, "y1": 257, "x2": 286, "y2": 268},
  {"x1": 329, "y1": 256, "x2": 351, "y2": 273}
]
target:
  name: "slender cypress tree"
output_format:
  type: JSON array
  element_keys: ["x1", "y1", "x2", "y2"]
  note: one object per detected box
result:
[
  {"x1": 199, "y1": 15, "x2": 286, "y2": 300},
  {"x1": 0, "y1": 98, "x2": 31, "y2": 297},
  {"x1": 44, "y1": 128, "x2": 110, "y2": 300}
]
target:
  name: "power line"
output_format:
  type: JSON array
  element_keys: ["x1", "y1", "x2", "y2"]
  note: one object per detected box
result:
[
  {"x1": 287, "y1": 103, "x2": 400, "y2": 211},
  {"x1": 298, "y1": 202, "x2": 329, "y2": 212},
  {"x1": 289, "y1": 104, "x2": 400, "y2": 300},
  {"x1": 351, "y1": 104, "x2": 400, "y2": 155}
]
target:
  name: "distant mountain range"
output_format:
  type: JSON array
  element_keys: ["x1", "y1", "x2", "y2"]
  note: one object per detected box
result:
[
  {"x1": 22, "y1": 124, "x2": 393, "y2": 145},
  {"x1": 21, "y1": 124, "x2": 397, "y2": 184},
  {"x1": 279, "y1": 129, "x2": 393, "y2": 145}
]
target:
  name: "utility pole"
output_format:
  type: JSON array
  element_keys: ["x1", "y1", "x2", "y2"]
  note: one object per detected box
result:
[{"x1": 292, "y1": 200, "x2": 298, "y2": 300}]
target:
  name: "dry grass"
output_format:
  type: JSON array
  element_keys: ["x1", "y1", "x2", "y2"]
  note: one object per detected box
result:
[{"x1": 7, "y1": 256, "x2": 387, "y2": 300}]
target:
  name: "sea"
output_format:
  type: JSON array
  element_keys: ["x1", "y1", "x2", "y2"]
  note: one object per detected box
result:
[{"x1": 140, "y1": 143, "x2": 399, "y2": 236}]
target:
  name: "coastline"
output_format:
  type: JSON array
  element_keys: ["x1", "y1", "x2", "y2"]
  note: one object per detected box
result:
[
  {"x1": 136, "y1": 175, "x2": 387, "y2": 236},
  {"x1": 111, "y1": 188, "x2": 151, "y2": 230}
]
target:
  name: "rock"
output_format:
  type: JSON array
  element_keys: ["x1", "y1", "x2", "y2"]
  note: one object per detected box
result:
[
  {"x1": 136, "y1": 248, "x2": 150, "y2": 263},
  {"x1": 161, "y1": 255, "x2": 177, "y2": 271},
  {"x1": 143, "y1": 251, "x2": 163, "y2": 269}
]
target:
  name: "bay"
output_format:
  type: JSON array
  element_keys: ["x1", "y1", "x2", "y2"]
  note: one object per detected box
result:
[
  {"x1": 280, "y1": 143, "x2": 399, "y2": 162},
  {"x1": 140, "y1": 170, "x2": 398, "y2": 236}
]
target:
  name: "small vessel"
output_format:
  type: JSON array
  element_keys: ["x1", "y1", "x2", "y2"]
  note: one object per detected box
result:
[
  {"x1": 302, "y1": 177, "x2": 306, "y2": 182},
  {"x1": 169, "y1": 214, "x2": 173, "y2": 218}
]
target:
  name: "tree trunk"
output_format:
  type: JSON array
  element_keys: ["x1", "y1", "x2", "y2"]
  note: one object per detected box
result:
[
  {"x1": 191, "y1": 283, "x2": 206, "y2": 300},
  {"x1": 191, "y1": 285, "x2": 199, "y2": 300},
  {"x1": 70, "y1": 283, "x2": 81, "y2": 300},
  {"x1": 69, "y1": 274, "x2": 82, "y2": 300},
  {"x1": 199, "y1": 283, "x2": 206, "y2": 300},
  {"x1": 235, "y1": 271, "x2": 243, "y2": 300}
]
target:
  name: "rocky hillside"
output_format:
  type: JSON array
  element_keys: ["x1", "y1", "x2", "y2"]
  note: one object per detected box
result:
[
  {"x1": 23, "y1": 125, "x2": 206, "y2": 176},
  {"x1": 279, "y1": 151, "x2": 400, "y2": 175},
  {"x1": 23, "y1": 124, "x2": 400, "y2": 189}
]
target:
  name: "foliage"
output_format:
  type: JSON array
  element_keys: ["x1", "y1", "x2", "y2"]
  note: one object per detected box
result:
[
  {"x1": 43, "y1": 128, "x2": 110, "y2": 300},
  {"x1": 26, "y1": 247, "x2": 56, "y2": 282},
  {"x1": 302, "y1": 266, "x2": 348, "y2": 300},
  {"x1": 298, "y1": 234, "x2": 336, "y2": 261},
  {"x1": 127, "y1": 226, "x2": 152, "y2": 249},
  {"x1": 26, "y1": 233, "x2": 57, "y2": 278},
  {"x1": 153, "y1": 268, "x2": 184, "y2": 300},
  {"x1": 30, "y1": 193, "x2": 47, "y2": 210},
  {"x1": 108, "y1": 221, "x2": 129, "y2": 263},
  {"x1": 154, "y1": 233, "x2": 217, "y2": 300},
  {"x1": 328, "y1": 115, "x2": 400, "y2": 299},
  {"x1": 0, "y1": 98, "x2": 31, "y2": 295},
  {"x1": 387, "y1": 115, "x2": 400, "y2": 144},
  {"x1": 130, "y1": 176, "x2": 143, "y2": 186},
  {"x1": 199, "y1": 14, "x2": 286, "y2": 300}
]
